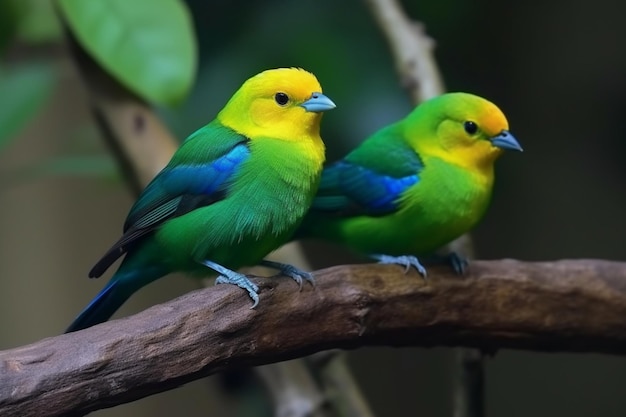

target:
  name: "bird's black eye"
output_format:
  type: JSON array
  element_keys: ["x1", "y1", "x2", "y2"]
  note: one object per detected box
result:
[
  {"x1": 464, "y1": 121, "x2": 478, "y2": 135},
  {"x1": 274, "y1": 92, "x2": 289, "y2": 106}
]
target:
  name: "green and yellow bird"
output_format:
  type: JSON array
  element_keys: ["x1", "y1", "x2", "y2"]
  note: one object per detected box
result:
[
  {"x1": 297, "y1": 92, "x2": 521, "y2": 275},
  {"x1": 66, "y1": 68, "x2": 335, "y2": 332}
]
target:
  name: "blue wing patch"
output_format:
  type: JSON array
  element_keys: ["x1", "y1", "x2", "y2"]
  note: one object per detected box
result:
[
  {"x1": 313, "y1": 161, "x2": 419, "y2": 215},
  {"x1": 310, "y1": 125, "x2": 423, "y2": 217},
  {"x1": 160, "y1": 143, "x2": 250, "y2": 196}
]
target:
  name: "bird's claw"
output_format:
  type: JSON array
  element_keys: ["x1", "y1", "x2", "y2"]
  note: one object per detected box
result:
[
  {"x1": 447, "y1": 252, "x2": 469, "y2": 275},
  {"x1": 202, "y1": 259, "x2": 260, "y2": 308},
  {"x1": 372, "y1": 254, "x2": 428, "y2": 279},
  {"x1": 260, "y1": 260, "x2": 315, "y2": 290},
  {"x1": 283, "y1": 267, "x2": 315, "y2": 291},
  {"x1": 422, "y1": 252, "x2": 469, "y2": 275},
  {"x1": 214, "y1": 274, "x2": 260, "y2": 308}
]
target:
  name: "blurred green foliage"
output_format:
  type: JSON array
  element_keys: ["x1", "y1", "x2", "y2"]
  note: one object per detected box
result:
[
  {"x1": 12, "y1": 0, "x2": 62, "y2": 44},
  {"x1": 0, "y1": 0, "x2": 58, "y2": 155},
  {"x1": 0, "y1": 63, "x2": 55, "y2": 152},
  {"x1": 0, "y1": 0, "x2": 20, "y2": 53},
  {"x1": 1, "y1": 0, "x2": 198, "y2": 181}
]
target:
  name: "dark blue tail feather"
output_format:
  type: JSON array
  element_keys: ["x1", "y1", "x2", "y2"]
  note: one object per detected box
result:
[{"x1": 65, "y1": 280, "x2": 130, "y2": 333}]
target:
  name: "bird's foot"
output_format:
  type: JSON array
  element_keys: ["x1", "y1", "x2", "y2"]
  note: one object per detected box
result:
[
  {"x1": 371, "y1": 254, "x2": 427, "y2": 278},
  {"x1": 202, "y1": 260, "x2": 259, "y2": 308},
  {"x1": 423, "y1": 252, "x2": 469, "y2": 275},
  {"x1": 446, "y1": 252, "x2": 469, "y2": 275},
  {"x1": 260, "y1": 260, "x2": 315, "y2": 291}
]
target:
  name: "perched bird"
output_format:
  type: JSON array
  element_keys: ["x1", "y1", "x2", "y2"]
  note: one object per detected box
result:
[
  {"x1": 296, "y1": 92, "x2": 521, "y2": 275},
  {"x1": 66, "y1": 68, "x2": 336, "y2": 332}
]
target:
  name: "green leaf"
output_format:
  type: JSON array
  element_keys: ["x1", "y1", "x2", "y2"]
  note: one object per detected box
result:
[
  {"x1": 58, "y1": 0, "x2": 197, "y2": 106},
  {"x1": 0, "y1": 63, "x2": 56, "y2": 152}
]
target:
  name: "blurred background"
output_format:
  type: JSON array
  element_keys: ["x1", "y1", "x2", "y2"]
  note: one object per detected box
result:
[{"x1": 2, "y1": 0, "x2": 626, "y2": 416}]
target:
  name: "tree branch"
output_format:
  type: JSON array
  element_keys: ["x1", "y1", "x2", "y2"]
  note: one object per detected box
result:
[{"x1": 3, "y1": 259, "x2": 626, "y2": 416}]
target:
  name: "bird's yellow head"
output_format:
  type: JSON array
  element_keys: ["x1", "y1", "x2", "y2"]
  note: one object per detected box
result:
[
  {"x1": 217, "y1": 68, "x2": 335, "y2": 151},
  {"x1": 405, "y1": 93, "x2": 522, "y2": 172}
]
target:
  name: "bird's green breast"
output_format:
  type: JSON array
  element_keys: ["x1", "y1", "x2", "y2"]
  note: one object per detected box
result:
[
  {"x1": 326, "y1": 156, "x2": 494, "y2": 256},
  {"x1": 154, "y1": 138, "x2": 321, "y2": 275}
]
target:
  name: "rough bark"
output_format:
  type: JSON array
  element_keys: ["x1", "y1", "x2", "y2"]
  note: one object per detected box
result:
[{"x1": 2, "y1": 259, "x2": 626, "y2": 416}]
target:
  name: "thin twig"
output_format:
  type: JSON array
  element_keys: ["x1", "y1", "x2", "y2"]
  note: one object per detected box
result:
[
  {"x1": 453, "y1": 349, "x2": 484, "y2": 417},
  {"x1": 309, "y1": 351, "x2": 376, "y2": 417},
  {"x1": 364, "y1": 0, "x2": 445, "y2": 103},
  {"x1": 256, "y1": 361, "x2": 330, "y2": 417}
]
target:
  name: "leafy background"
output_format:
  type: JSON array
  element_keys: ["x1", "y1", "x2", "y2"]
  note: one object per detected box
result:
[{"x1": 1, "y1": 0, "x2": 626, "y2": 416}]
